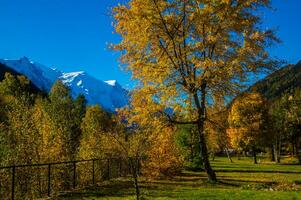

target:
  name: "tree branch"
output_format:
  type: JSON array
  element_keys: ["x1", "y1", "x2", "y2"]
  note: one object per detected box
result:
[{"x1": 159, "y1": 110, "x2": 198, "y2": 125}]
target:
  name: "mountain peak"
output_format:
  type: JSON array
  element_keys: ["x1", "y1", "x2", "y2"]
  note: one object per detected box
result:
[
  {"x1": 20, "y1": 56, "x2": 30, "y2": 63},
  {"x1": 0, "y1": 57, "x2": 129, "y2": 112}
]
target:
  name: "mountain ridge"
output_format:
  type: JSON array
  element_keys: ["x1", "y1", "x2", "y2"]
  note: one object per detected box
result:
[
  {"x1": 0, "y1": 57, "x2": 129, "y2": 111},
  {"x1": 0, "y1": 62, "x2": 42, "y2": 94},
  {"x1": 249, "y1": 60, "x2": 301, "y2": 100}
]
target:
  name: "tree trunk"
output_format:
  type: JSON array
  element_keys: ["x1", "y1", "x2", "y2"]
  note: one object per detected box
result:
[
  {"x1": 129, "y1": 157, "x2": 140, "y2": 200},
  {"x1": 211, "y1": 152, "x2": 215, "y2": 161},
  {"x1": 190, "y1": 143, "x2": 194, "y2": 164},
  {"x1": 296, "y1": 137, "x2": 301, "y2": 164},
  {"x1": 252, "y1": 147, "x2": 257, "y2": 164},
  {"x1": 193, "y1": 82, "x2": 217, "y2": 182},
  {"x1": 273, "y1": 144, "x2": 279, "y2": 163},
  {"x1": 269, "y1": 145, "x2": 275, "y2": 162},
  {"x1": 197, "y1": 124, "x2": 217, "y2": 181},
  {"x1": 133, "y1": 169, "x2": 140, "y2": 200},
  {"x1": 274, "y1": 137, "x2": 281, "y2": 163},
  {"x1": 225, "y1": 147, "x2": 233, "y2": 163},
  {"x1": 237, "y1": 151, "x2": 241, "y2": 160},
  {"x1": 292, "y1": 140, "x2": 296, "y2": 156}
]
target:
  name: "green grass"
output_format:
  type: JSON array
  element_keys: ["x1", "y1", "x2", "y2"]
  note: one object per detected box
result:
[{"x1": 52, "y1": 156, "x2": 301, "y2": 200}]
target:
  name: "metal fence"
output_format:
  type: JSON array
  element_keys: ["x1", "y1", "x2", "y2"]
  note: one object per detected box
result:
[{"x1": 0, "y1": 158, "x2": 129, "y2": 200}]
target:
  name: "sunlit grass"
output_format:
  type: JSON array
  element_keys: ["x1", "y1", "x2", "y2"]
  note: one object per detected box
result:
[{"x1": 52, "y1": 156, "x2": 301, "y2": 200}]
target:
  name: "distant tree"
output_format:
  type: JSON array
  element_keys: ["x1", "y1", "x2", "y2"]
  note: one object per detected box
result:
[
  {"x1": 0, "y1": 73, "x2": 32, "y2": 101},
  {"x1": 78, "y1": 105, "x2": 112, "y2": 159},
  {"x1": 126, "y1": 90, "x2": 184, "y2": 177},
  {"x1": 270, "y1": 88, "x2": 301, "y2": 164},
  {"x1": 285, "y1": 89, "x2": 301, "y2": 163},
  {"x1": 206, "y1": 98, "x2": 232, "y2": 162},
  {"x1": 71, "y1": 94, "x2": 87, "y2": 157},
  {"x1": 0, "y1": 73, "x2": 39, "y2": 165},
  {"x1": 176, "y1": 125, "x2": 202, "y2": 169},
  {"x1": 109, "y1": 90, "x2": 183, "y2": 200},
  {"x1": 102, "y1": 112, "x2": 146, "y2": 200},
  {"x1": 5, "y1": 99, "x2": 40, "y2": 165},
  {"x1": 113, "y1": 0, "x2": 278, "y2": 181},
  {"x1": 269, "y1": 95, "x2": 288, "y2": 163},
  {"x1": 39, "y1": 81, "x2": 86, "y2": 188},
  {"x1": 32, "y1": 97, "x2": 62, "y2": 162},
  {"x1": 228, "y1": 92, "x2": 270, "y2": 164},
  {"x1": 46, "y1": 81, "x2": 74, "y2": 160},
  {"x1": 144, "y1": 125, "x2": 183, "y2": 177},
  {"x1": 0, "y1": 94, "x2": 7, "y2": 164},
  {"x1": 73, "y1": 95, "x2": 87, "y2": 123},
  {"x1": 46, "y1": 80, "x2": 83, "y2": 161},
  {"x1": 0, "y1": 73, "x2": 40, "y2": 197}
]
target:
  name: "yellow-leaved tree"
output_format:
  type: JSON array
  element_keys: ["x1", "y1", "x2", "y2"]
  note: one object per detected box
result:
[
  {"x1": 113, "y1": 0, "x2": 278, "y2": 181},
  {"x1": 144, "y1": 125, "x2": 183, "y2": 177},
  {"x1": 128, "y1": 89, "x2": 183, "y2": 177},
  {"x1": 78, "y1": 105, "x2": 113, "y2": 159},
  {"x1": 205, "y1": 98, "x2": 232, "y2": 162},
  {"x1": 113, "y1": 89, "x2": 183, "y2": 200},
  {"x1": 227, "y1": 92, "x2": 270, "y2": 164}
]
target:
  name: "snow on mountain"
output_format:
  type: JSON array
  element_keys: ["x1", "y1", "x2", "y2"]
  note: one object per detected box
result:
[
  {"x1": 0, "y1": 57, "x2": 129, "y2": 112},
  {"x1": 105, "y1": 80, "x2": 117, "y2": 86}
]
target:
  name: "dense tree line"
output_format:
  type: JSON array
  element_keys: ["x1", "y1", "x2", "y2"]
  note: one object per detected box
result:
[
  {"x1": 228, "y1": 90, "x2": 301, "y2": 164},
  {"x1": 0, "y1": 72, "x2": 183, "y2": 172},
  {"x1": 270, "y1": 89, "x2": 301, "y2": 163},
  {"x1": 0, "y1": 72, "x2": 185, "y2": 199}
]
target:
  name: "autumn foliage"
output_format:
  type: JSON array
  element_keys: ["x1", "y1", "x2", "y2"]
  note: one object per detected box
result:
[
  {"x1": 112, "y1": 0, "x2": 278, "y2": 181},
  {"x1": 227, "y1": 92, "x2": 270, "y2": 163}
]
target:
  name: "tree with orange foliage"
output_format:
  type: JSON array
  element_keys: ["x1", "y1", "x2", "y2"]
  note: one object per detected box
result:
[
  {"x1": 113, "y1": 89, "x2": 183, "y2": 200},
  {"x1": 228, "y1": 92, "x2": 270, "y2": 164},
  {"x1": 113, "y1": 0, "x2": 278, "y2": 181}
]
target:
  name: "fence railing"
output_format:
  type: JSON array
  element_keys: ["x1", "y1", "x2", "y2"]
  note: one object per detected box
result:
[{"x1": 0, "y1": 157, "x2": 129, "y2": 200}]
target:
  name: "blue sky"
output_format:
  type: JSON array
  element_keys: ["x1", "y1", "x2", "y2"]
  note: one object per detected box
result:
[{"x1": 0, "y1": 0, "x2": 300, "y2": 87}]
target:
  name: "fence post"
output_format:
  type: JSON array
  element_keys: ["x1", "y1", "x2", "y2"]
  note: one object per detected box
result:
[
  {"x1": 73, "y1": 162, "x2": 76, "y2": 189},
  {"x1": 47, "y1": 164, "x2": 51, "y2": 197},
  {"x1": 107, "y1": 159, "x2": 110, "y2": 180},
  {"x1": 11, "y1": 166, "x2": 15, "y2": 200},
  {"x1": 119, "y1": 158, "x2": 122, "y2": 177},
  {"x1": 92, "y1": 160, "x2": 95, "y2": 185}
]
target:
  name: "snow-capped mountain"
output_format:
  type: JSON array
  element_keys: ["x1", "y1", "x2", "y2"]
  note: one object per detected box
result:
[{"x1": 0, "y1": 57, "x2": 129, "y2": 112}]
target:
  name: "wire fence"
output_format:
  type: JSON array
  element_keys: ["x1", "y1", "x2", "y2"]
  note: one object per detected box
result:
[{"x1": 0, "y1": 157, "x2": 129, "y2": 200}]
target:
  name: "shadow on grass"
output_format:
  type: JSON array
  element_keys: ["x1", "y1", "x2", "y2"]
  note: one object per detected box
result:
[
  {"x1": 219, "y1": 178, "x2": 277, "y2": 184},
  {"x1": 54, "y1": 180, "x2": 134, "y2": 199},
  {"x1": 215, "y1": 169, "x2": 301, "y2": 174},
  {"x1": 52, "y1": 166, "x2": 301, "y2": 200}
]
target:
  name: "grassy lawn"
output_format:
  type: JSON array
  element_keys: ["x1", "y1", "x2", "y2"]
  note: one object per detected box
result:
[{"x1": 52, "y1": 156, "x2": 301, "y2": 200}]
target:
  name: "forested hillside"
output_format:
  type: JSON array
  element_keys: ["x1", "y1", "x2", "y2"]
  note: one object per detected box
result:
[
  {"x1": 0, "y1": 63, "x2": 42, "y2": 94},
  {"x1": 249, "y1": 61, "x2": 301, "y2": 100}
]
